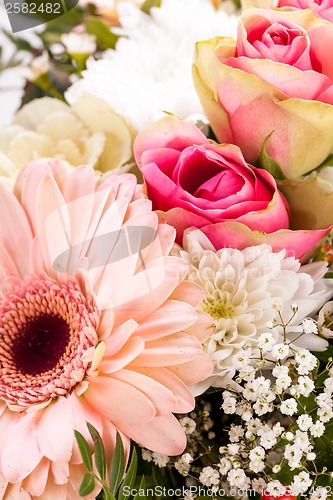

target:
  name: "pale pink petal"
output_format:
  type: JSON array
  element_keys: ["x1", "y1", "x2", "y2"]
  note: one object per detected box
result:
[
  {"x1": 35, "y1": 480, "x2": 67, "y2": 500},
  {"x1": 157, "y1": 207, "x2": 209, "y2": 245},
  {"x1": 3, "y1": 482, "x2": 31, "y2": 499},
  {"x1": 170, "y1": 354, "x2": 214, "y2": 386},
  {"x1": 185, "y1": 311, "x2": 215, "y2": 343},
  {"x1": 112, "y1": 267, "x2": 180, "y2": 326},
  {"x1": 117, "y1": 414, "x2": 187, "y2": 455},
  {"x1": 103, "y1": 319, "x2": 139, "y2": 356},
  {"x1": 68, "y1": 393, "x2": 103, "y2": 464},
  {"x1": 50, "y1": 461, "x2": 69, "y2": 485},
  {"x1": 132, "y1": 332, "x2": 204, "y2": 367},
  {"x1": 37, "y1": 397, "x2": 74, "y2": 463},
  {"x1": 135, "y1": 300, "x2": 198, "y2": 340},
  {"x1": 111, "y1": 369, "x2": 178, "y2": 414},
  {"x1": 0, "y1": 183, "x2": 33, "y2": 277},
  {"x1": 22, "y1": 457, "x2": 50, "y2": 497},
  {"x1": 134, "y1": 367, "x2": 195, "y2": 413},
  {"x1": 84, "y1": 376, "x2": 156, "y2": 424},
  {"x1": 2, "y1": 412, "x2": 43, "y2": 483},
  {"x1": 99, "y1": 337, "x2": 145, "y2": 373},
  {"x1": 169, "y1": 281, "x2": 205, "y2": 307}
]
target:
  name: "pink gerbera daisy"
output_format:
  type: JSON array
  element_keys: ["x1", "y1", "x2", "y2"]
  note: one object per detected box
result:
[{"x1": 0, "y1": 160, "x2": 213, "y2": 498}]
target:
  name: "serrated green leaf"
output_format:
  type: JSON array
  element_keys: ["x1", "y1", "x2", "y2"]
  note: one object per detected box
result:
[
  {"x1": 133, "y1": 476, "x2": 146, "y2": 500},
  {"x1": 79, "y1": 473, "x2": 95, "y2": 497},
  {"x1": 74, "y1": 430, "x2": 93, "y2": 472},
  {"x1": 109, "y1": 432, "x2": 125, "y2": 494},
  {"x1": 118, "y1": 448, "x2": 138, "y2": 500},
  {"x1": 85, "y1": 17, "x2": 120, "y2": 50},
  {"x1": 141, "y1": 0, "x2": 161, "y2": 14},
  {"x1": 87, "y1": 422, "x2": 107, "y2": 482},
  {"x1": 256, "y1": 131, "x2": 285, "y2": 180}
]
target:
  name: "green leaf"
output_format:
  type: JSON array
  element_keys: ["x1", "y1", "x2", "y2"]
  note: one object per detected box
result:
[
  {"x1": 102, "y1": 485, "x2": 116, "y2": 500},
  {"x1": 74, "y1": 430, "x2": 93, "y2": 472},
  {"x1": 255, "y1": 131, "x2": 285, "y2": 180},
  {"x1": 133, "y1": 476, "x2": 147, "y2": 500},
  {"x1": 118, "y1": 448, "x2": 138, "y2": 500},
  {"x1": 109, "y1": 432, "x2": 125, "y2": 495},
  {"x1": 85, "y1": 17, "x2": 120, "y2": 50},
  {"x1": 86, "y1": 423, "x2": 107, "y2": 482},
  {"x1": 141, "y1": 0, "x2": 161, "y2": 14},
  {"x1": 79, "y1": 473, "x2": 95, "y2": 497}
]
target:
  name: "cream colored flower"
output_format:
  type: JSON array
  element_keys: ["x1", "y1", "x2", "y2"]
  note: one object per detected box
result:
[
  {"x1": 61, "y1": 33, "x2": 97, "y2": 55},
  {"x1": 24, "y1": 50, "x2": 50, "y2": 81},
  {"x1": 0, "y1": 94, "x2": 134, "y2": 182}
]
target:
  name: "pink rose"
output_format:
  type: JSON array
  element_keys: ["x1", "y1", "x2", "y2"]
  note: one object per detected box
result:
[
  {"x1": 193, "y1": 8, "x2": 333, "y2": 178},
  {"x1": 278, "y1": 0, "x2": 333, "y2": 23},
  {"x1": 134, "y1": 115, "x2": 329, "y2": 261}
]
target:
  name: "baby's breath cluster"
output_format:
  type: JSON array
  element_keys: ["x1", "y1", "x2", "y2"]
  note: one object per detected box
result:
[{"x1": 218, "y1": 306, "x2": 333, "y2": 496}]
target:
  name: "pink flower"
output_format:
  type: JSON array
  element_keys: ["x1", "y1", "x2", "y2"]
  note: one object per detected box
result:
[
  {"x1": 193, "y1": 8, "x2": 333, "y2": 178},
  {"x1": 278, "y1": 0, "x2": 333, "y2": 23},
  {"x1": 0, "y1": 160, "x2": 213, "y2": 498},
  {"x1": 134, "y1": 115, "x2": 329, "y2": 261}
]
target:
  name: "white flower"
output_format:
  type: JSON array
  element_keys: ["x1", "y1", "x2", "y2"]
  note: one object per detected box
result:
[
  {"x1": 61, "y1": 33, "x2": 97, "y2": 55},
  {"x1": 227, "y1": 444, "x2": 240, "y2": 456},
  {"x1": 280, "y1": 398, "x2": 298, "y2": 416},
  {"x1": 260, "y1": 430, "x2": 277, "y2": 450},
  {"x1": 141, "y1": 449, "x2": 153, "y2": 462},
  {"x1": 152, "y1": 452, "x2": 169, "y2": 467},
  {"x1": 249, "y1": 446, "x2": 265, "y2": 461},
  {"x1": 295, "y1": 349, "x2": 318, "y2": 375},
  {"x1": 181, "y1": 239, "x2": 331, "y2": 392},
  {"x1": 252, "y1": 478, "x2": 267, "y2": 494},
  {"x1": 295, "y1": 376, "x2": 315, "y2": 397},
  {"x1": 310, "y1": 486, "x2": 329, "y2": 500},
  {"x1": 229, "y1": 425, "x2": 245, "y2": 443},
  {"x1": 272, "y1": 364, "x2": 289, "y2": 378},
  {"x1": 174, "y1": 453, "x2": 193, "y2": 475},
  {"x1": 284, "y1": 444, "x2": 302, "y2": 470},
  {"x1": 24, "y1": 51, "x2": 50, "y2": 81},
  {"x1": 67, "y1": 0, "x2": 239, "y2": 131},
  {"x1": 275, "y1": 374, "x2": 292, "y2": 392},
  {"x1": 219, "y1": 457, "x2": 232, "y2": 476},
  {"x1": 318, "y1": 301, "x2": 333, "y2": 338},
  {"x1": 199, "y1": 466, "x2": 220, "y2": 487},
  {"x1": 222, "y1": 395, "x2": 237, "y2": 414},
  {"x1": 290, "y1": 471, "x2": 312, "y2": 495},
  {"x1": 265, "y1": 480, "x2": 286, "y2": 496},
  {"x1": 0, "y1": 95, "x2": 133, "y2": 175},
  {"x1": 297, "y1": 414, "x2": 313, "y2": 431},
  {"x1": 247, "y1": 418, "x2": 262, "y2": 434},
  {"x1": 271, "y1": 343, "x2": 290, "y2": 360},
  {"x1": 179, "y1": 417, "x2": 196, "y2": 435},
  {"x1": 249, "y1": 459, "x2": 265, "y2": 473},
  {"x1": 301, "y1": 318, "x2": 318, "y2": 334},
  {"x1": 227, "y1": 468, "x2": 250, "y2": 489},
  {"x1": 310, "y1": 421, "x2": 325, "y2": 437},
  {"x1": 258, "y1": 332, "x2": 276, "y2": 351}
]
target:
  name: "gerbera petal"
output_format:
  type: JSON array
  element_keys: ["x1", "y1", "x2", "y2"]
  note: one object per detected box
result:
[
  {"x1": 2, "y1": 412, "x2": 43, "y2": 483},
  {"x1": 37, "y1": 397, "x2": 74, "y2": 463},
  {"x1": 103, "y1": 319, "x2": 139, "y2": 356},
  {"x1": 111, "y1": 369, "x2": 178, "y2": 414},
  {"x1": 134, "y1": 367, "x2": 195, "y2": 413},
  {"x1": 84, "y1": 376, "x2": 156, "y2": 424},
  {"x1": 135, "y1": 300, "x2": 198, "y2": 340},
  {"x1": 112, "y1": 266, "x2": 180, "y2": 326},
  {"x1": 0, "y1": 183, "x2": 33, "y2": 277},
  {"x1": 22, "y1": 457, "x2": 50, "y2": 497},
  {"x1": 99, "y1": 337, "x2": 145, "y2": 373},
  {"x1": 117, "y1": 414, "x2": 187, "y2": 455},
  {"x1": 132, "y1": 332, "x2": 204, "y2": 366},
  {"x1": 170, "y1": 355, "x2": 214, "y2": 386}
]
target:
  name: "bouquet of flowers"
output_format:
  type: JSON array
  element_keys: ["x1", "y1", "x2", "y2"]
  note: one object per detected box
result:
[{"x1": 1, "y1": 0, "x2": 333, "y2": 498}]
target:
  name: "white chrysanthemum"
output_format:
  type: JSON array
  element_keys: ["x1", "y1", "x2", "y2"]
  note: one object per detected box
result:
[
  {"x1": 179, "y1": 231, "x2": 332, "y2": 392},
  {"x1": 66, "y1": 0, "x2": 239, "y2": 130}
]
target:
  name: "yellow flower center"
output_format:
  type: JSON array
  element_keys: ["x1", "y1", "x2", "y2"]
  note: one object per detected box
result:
[{"x1": 202, "y1": 298, "x2": 234, "y2": 320}]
